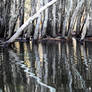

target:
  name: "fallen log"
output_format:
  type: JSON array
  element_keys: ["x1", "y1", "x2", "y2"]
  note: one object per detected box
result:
[{"x1": 6, "y1": 0, "x2": 57, "y2": 44}]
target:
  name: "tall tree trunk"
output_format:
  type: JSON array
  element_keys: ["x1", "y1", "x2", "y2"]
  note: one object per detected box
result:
[
  {"x1": 34, "y1": 15, "x2": 41, "y2": 40},
  {"x1": 0, "y1": 0, "x2": 11, "y2": 38},
  {"x1": 26, "y1": 0, "x2": 36, "y2": 40},
  {"x1": 33, "y1": 0, "x2": 43, "y2": 40},
  {"x1": 81, "y1": 14, "x2": 89, "y2": 40},
  {"x1": 19, "y1": 0, "x2": 25, "y2": 26},
  {"x1": 42, "y1": 0, "x2": 48, "y2": 38},
  {"x1": 0, "y1": 0, "x2": 5, "y2": 38},
  {"x1": 62, "y1": 0, "x2": 73, "y2": 37},
  {"x1": 52, "y1": 3, "x2": 56, "y2": 37},
  {"x1": 68, "y1": 0, "x2": 85, "y2": 38},
  {"x1": 4, "y1": 0, "x2": 11, "y2": 38},
  {"x1": 7, "y1": 0, "x2": 19, "y2": 39},
  {"x1": 6, "y1": 0, "x2": 57, "y2": 43},
  {"x1": 19, "y1": 0, "x2": 25, "y2": 37}
]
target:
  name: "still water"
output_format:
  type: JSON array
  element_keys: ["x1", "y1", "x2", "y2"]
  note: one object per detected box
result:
[{"x1": 0, "y1": 38, "x2": 92, "y2": 92}]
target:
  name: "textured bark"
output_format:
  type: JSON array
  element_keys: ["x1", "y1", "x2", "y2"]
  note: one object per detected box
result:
[
  {"x1": 42, "y1": 0, "x2": 48, "y2": 37},
  {"x1": 52, "y1": 3, "x2": 56, "y2": 37},
  {"x1": 62, "y1": 0, "x2": 73, "y2": 37},
  {"x1": 4, "y1": 0, "x2": 11, "y2": 37},
  {"x1": 34, "y1": 15, "x2": 41, "y2": 40},
  {"x1": 33, "y1": 0, "x2": 43, "y2": 40},
  {"x1": 19, "y1": 0, "x2": 25, "y2": 37},
  {"x1": 76, "y1": 12, "x2": 83, "y2": 36},
  {"x1": 7, "y1": 0, "x2": 19, "y2": 39},
  {"x1": 0, "y1": 0, "x2": 11, "y2": 38},
  {"x1": 57, "y1": 0, "x2": 62, "y2": 33},
  {"x1": 68, "y1": 0, "x2": 85, "y2": 38},
  {"x1": 19, "y1": 0, "x2": 25, "y2": 26},
  {"x1": 81, "y1": 14, "x2": 89, "y2": 40},
  {"x1": 0, "y1": 0, "x2": 19, "y2": 39},
  {"x1": 26, "y1": 0, "x2": 36, "y2": 40}
]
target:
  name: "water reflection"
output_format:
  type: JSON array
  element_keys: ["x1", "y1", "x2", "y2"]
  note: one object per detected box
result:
[{"x1": 0, "y1": 39, "x2": 92, "y2": 92}]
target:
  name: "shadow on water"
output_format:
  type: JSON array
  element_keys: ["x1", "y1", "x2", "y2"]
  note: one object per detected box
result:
[{"x1": 0, "y1": 39, "x2": 92, "y2": 92}]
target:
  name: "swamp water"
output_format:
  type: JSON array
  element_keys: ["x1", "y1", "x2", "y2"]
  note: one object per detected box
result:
[{"x1": 0, "y1": 38, "x2": 92, "y2": 92}]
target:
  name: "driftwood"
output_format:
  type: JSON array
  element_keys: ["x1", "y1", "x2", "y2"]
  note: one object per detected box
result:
[{"x1": 6, "y1": 0, "x2": 57, "y2": 44}]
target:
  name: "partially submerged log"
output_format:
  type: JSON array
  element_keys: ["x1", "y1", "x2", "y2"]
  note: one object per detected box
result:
[{"x1": 6, "y1": 0, "x2": 57, "y2": 44}]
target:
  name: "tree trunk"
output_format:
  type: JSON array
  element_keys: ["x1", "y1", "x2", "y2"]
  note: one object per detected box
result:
[
  {"x1": 52, "y1": 3, "x2": 56, "y2": 37},
  {"x1": 19, "y1": 0, "x2": 25, "y2": 26},
  {"x1": 42, "y1": 0, "x2": 48, "y2": 37},
  {"x1": 68, "y1": 0, "x2": 85, "y2": 38},
  {"x1": 81, "y1": 14, "x2": 89, "y2": 40},
  {"x1": 62, "y1": 0, "x2": 73, "y2": 37},
  {"x1": 6, "y1": 0, "x2": 57, "y2": 43},
  {"x1": 33, "y1": 0, "x2": 43, "y2": 40},
  {"x1": 26, "y1": 0, "x2": 36, "y2": 40},
  {"x1": 33, "y1": 15, "x2": 41, "y2": 40},
  {"x1": 7, "y1": 0, "x2": 19, "y2": 39},
  {"x1": 0, "y1": 0, "x2": 11, "y2": 38}
]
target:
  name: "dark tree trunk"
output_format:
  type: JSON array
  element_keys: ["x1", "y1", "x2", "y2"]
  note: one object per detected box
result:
[{"x1": 0, "y1": 0, "x2": 11, "y2": 38}]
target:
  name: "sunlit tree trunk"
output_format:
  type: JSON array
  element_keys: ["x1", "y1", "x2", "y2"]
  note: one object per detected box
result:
[
  {"x1": 81, "y1": 15, "x2": 89, "y2": 40},
  {"x1": 68, "y1": 0, "x2": 85, "y2": 38},
  {"x1": 52, "y1": 3, "x2": 56, "y2": 37},
  {"x1": 33, "y1": 0, "x2": 43, "y2": 40},
  {"x1": 76, "y1": 10, "x2": 84, "y2": 37},
  {"x1": 81, "y1": 0, "x2": 90, "y2": 40},
  {"x1": 26, "y1": 0, "x2": 36, "y2": 40},
  {"x1": 62, "y1": 0, "x2": 73, "y2": 37}
]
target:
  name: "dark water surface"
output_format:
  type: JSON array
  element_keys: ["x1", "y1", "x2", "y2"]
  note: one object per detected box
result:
[{"x1": 0, "y1": 39, "x2": 92, "y2": 92}]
